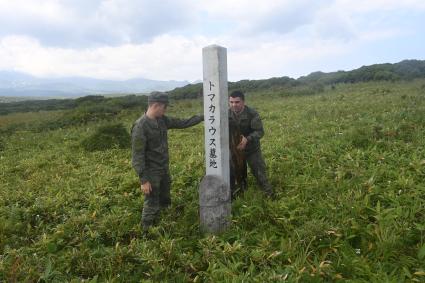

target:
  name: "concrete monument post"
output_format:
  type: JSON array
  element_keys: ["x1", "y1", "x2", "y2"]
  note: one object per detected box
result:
[{"x1": 199, "y1": 45, "x2": 231, "y2": 233}]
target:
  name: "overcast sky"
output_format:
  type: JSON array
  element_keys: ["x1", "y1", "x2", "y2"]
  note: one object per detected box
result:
[{"x1": 0, "y1": 0, "x2": 424, "y2": 82}]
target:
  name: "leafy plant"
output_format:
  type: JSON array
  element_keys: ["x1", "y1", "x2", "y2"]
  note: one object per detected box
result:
[{"x1": 80, "y1": 123, "x2": 131, "y2": 151}]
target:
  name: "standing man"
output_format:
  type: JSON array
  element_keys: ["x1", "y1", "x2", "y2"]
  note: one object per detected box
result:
[
  {"x1": 228, "y1": 90, "x2": 275, "y2": 198},
  {"x1": 131, "y1": 92, "x2": 203, "y2": 234}
]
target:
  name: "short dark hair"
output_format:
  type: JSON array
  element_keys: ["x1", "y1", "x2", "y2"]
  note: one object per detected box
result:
[
  {"x1": 229, "y1": 90, "x2": 245, "y2": 101},
  {"x1": 148, "y1": 91, "x2": 169, "y2": 106}
]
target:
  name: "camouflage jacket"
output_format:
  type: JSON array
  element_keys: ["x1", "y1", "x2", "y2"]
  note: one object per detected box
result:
[
  {"x1": 229, "y1": 106, "x2": 264, "y2": 154},
  {"x1": 131, "y1": 114, "x2": 203, "y2": 184}
]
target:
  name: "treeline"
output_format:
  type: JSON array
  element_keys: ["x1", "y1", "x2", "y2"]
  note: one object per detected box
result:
[
  {"x1": 168, "y1": 59, "x2": 425, "y2": 98},
  {"x1": 168, "y1": 76, "x2": 300, "y2": 99},
  {"x1": 0, "y1": 94, "x2": 147, "y2": 116},
  {"x1": 298, "y1": 59, "x2": 425, "y2": 84},
  {"x1": 0, "y1": 98, "x2": 76, "y2": 115}
]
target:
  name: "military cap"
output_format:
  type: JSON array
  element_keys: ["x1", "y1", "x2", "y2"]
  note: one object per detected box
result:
[{"x1": 148, "y1": 91, "x2": 169, "y2": 105}]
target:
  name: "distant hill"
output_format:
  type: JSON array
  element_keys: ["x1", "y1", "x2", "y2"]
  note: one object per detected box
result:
[
  {"x1": 298, "y1": 59, "x2": 425, "y2": 84},
  {"x1": 168, "y1": 59, "x2": 425, "y2": 99},
  {"x1": 0, "y1": 71, "x2": 190, "y2": 98}
]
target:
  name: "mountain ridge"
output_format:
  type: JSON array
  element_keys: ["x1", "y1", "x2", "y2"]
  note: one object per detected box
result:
[{"x1": 0, "y1": 71, "x2": 190, "y2": 98}]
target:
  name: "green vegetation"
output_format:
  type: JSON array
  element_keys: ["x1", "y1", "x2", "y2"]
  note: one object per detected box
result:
[
  {"x1": 168, "y1": 59, "x2": 425, "y2": 98},
  {"x1": 298, "y1": 60, "x2": 425, "y2": 85},
  {"x1": 0, "y1": 94, "x2": 147, "y2": 116},
  {"x1": 1, "y1": 79, "x2": 424, "y2": 282},
  {"x1": 80, "y1": 123, "x2": 131, "y2": 152},
  {"x1": 0, "y1": 95, "x2": 148, "y2": 136}
]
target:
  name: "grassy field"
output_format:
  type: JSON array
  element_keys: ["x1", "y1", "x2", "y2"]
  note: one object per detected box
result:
[{"x1": 1, "y1": 80, "x2": 424, "y2": 282}]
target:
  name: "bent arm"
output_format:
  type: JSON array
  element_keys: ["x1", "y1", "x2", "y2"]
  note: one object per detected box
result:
[{"x1": 247, "y1": 112, "x2": 264, "y2": 142}]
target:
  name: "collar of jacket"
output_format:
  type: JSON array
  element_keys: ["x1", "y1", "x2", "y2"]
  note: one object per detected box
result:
[
  {"x1": 230, "y1": 106, "x2": 248, "y2": 119},
  {"x1": 143, "y1": 114, "x2": 163, "y2": 129}
]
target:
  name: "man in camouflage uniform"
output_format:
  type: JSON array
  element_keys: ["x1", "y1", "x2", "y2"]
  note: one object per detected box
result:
[
  {"x1": 228, "y1": 90, "x2": 274, "y2": 198},
  {"x1": 131, "y1": 92, "x2": 203, "y2": 233}
]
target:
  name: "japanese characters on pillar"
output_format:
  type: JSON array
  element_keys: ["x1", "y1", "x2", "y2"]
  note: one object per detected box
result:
[{"x1": 207, "y1": 81, "x2": 218, "y2": 170}]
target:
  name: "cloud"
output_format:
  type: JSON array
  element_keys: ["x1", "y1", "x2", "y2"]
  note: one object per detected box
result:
[
  {"x1": 0, "y1": 0, "x2": 197, "y2": 47},
  {"x1": 93, "y1": 0, "x2": 197, "y2": 44},
  {"x1": 239, "y1": 0, "x2": 332, "y2": 36},
  {"x1": 0, "y1": 0, "x2": 424, "y2": 81},
  {"x1": 0, "y1": 34, "x2": 211, "y2": 80},
  {"x1": 334, "y1": 0, "x2": 425, "y2": 13},
  {"x1": 1, "y1": 0, "x2": 421, "y2": 48},
  {"x1": 194, "y1": 0, "x2": 334, "y2": 37}
]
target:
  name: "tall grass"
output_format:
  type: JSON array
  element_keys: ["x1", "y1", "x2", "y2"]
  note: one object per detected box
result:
[{"x1": 1, "y1": 80, "x2": 424, "y2": 282}]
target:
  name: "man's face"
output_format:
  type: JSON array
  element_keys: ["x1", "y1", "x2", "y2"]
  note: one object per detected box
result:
[
  {"x1": 154, "y1": 103, "x2": 167, "y2": 117},
  {"x1": 229, "y1": 96, "x2": 245, "y2": 113}
]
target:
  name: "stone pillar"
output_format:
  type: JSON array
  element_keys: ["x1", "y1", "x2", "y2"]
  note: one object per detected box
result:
[
  {"x1": 199, "y1": 44, "x2": 231, "y2": 233},
  {"x1": 199, "y1": 175, "x2": 231, "y2": 233}
]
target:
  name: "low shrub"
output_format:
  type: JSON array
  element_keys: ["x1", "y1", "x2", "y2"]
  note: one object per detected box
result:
[
  {"x1": 348, "y1": 127, "x2": 372, "y2": 148},
  {"x1": 80, "y1": 123, "x2": 131, "y2": 151},
  {"x1": 35, "y1": 104, "x2": 121, "y2": 132}
]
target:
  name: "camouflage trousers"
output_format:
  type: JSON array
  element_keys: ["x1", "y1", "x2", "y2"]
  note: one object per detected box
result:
[
  {"x1": 141, "y1": 174, "x2": 171, "y2": 231},
  {"x1": 231, "y1": 148, "x2": 274, "y2": 197}
]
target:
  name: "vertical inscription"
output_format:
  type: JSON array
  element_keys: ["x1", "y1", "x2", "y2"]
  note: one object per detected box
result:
[{"x1": 207, "y1": 82, "x2": 218, "y2": 169}]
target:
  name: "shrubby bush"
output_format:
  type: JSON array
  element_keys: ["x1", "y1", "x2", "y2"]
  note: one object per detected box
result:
[
  {"x1": 71, "y1": 103, "x2": 121, "y2": 122},
  {"x1": 0, "y1": 98, "x2": 76, "y2": 115},
  {"x1": 106, "y1": 95, "x2": 147, "y2": 109},
  {"x1": 80, "y1": 123, "x2": 131, "y2": 151},
  {"x1": 74, "y1": 95, "x2": 105, "y2": 106},
  {"x1": 35, "y1": 96, "x2": 147, "y2": 132},
  {"x1": 396, "y1": 123, "x2": 416, "y2": 142},
  {"x1": 168, "y1": 84, "x2": 202, "y2": 100},
  {"x1": 0, "y1": 124, "x2": 19, "y2": 136},
  {"x1": 0, "y1": 94, "x2": 147, "y2": 117},
  {"x1": 33, "y1": 105, "x2": 118, "y2": 132},
  {"x1": 347, "y1": 122, "x2": 418, "y2": 149},
  {"x1": 348, "y1": 127, "x2": 372, "y2": 148},
  {"x1": 282, "y1": 83, "x2": 325, "y2": 96}
]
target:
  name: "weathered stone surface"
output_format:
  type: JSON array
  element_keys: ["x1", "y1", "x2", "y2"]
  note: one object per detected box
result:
[
  {"x1": 202, "y1": 44, "x2": 230, "y2": 188},
  {"x1": 199, "y1": 175, "x2": 231, "y2": 233}
]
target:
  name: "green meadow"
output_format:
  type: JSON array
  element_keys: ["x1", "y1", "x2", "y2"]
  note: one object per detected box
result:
[{"x1": 1, "y1": 80, "x2": 424, "y2": 282}]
